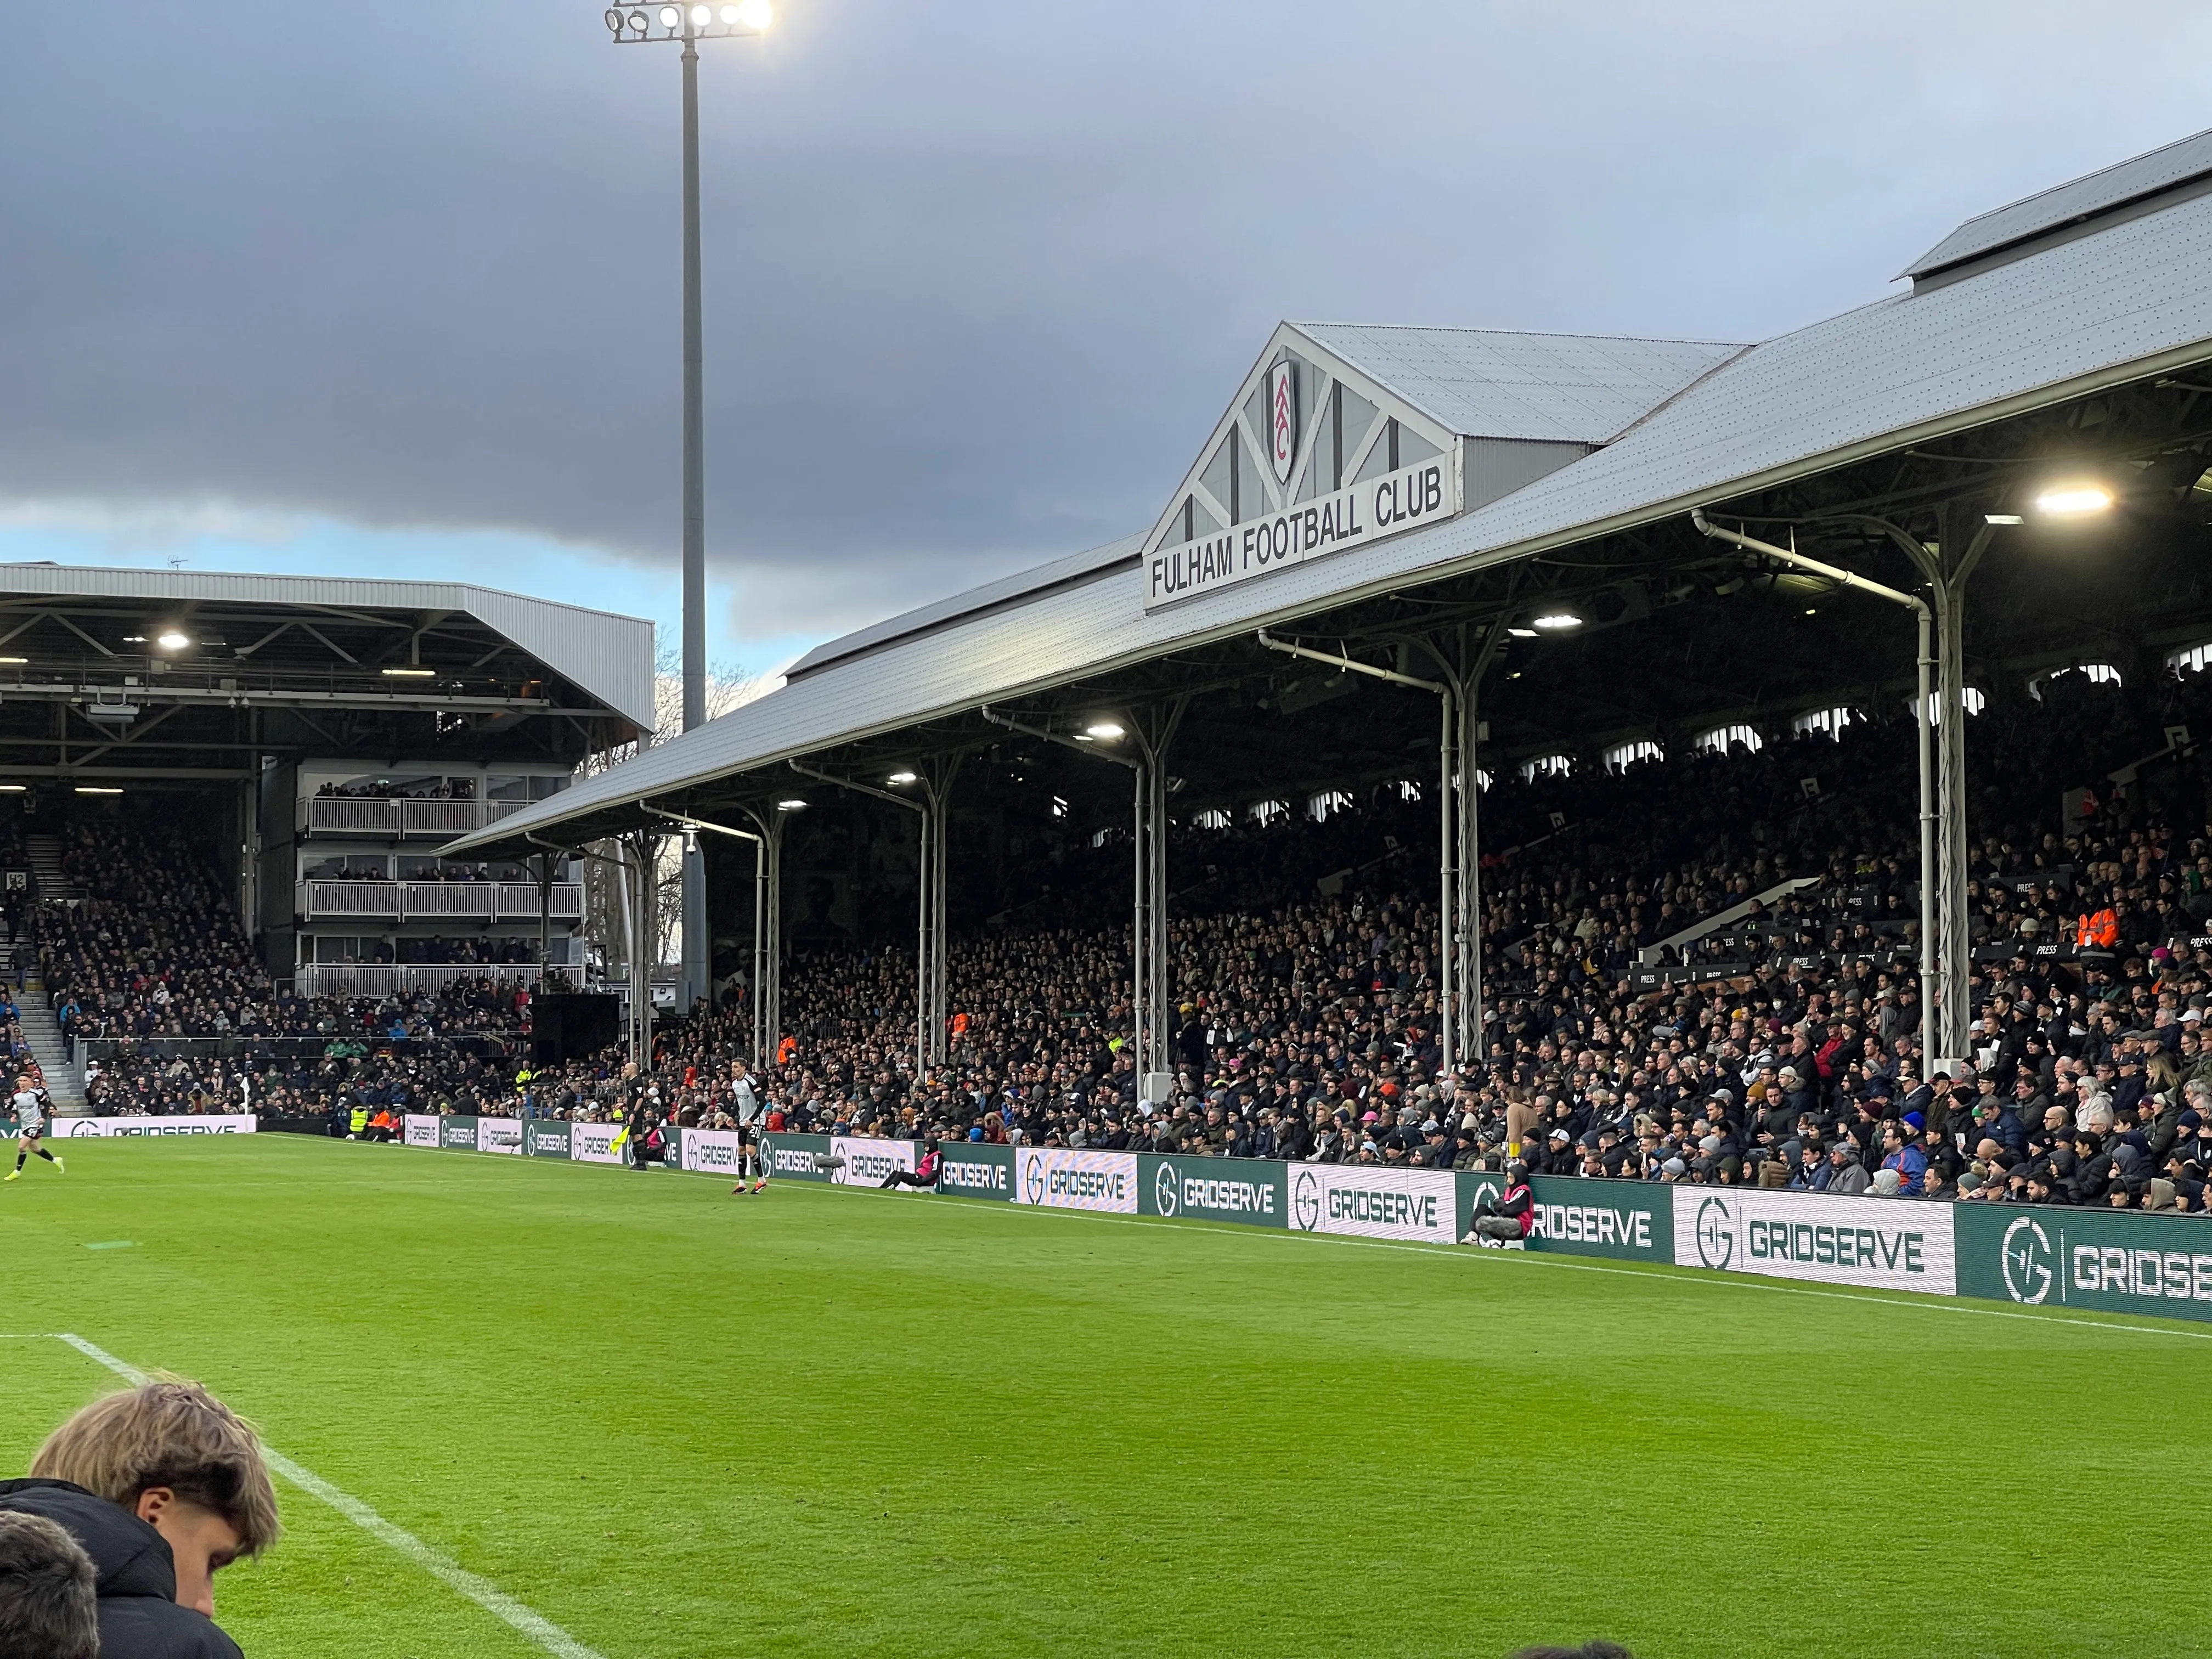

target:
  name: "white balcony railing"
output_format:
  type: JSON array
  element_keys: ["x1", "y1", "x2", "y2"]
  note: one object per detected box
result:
[
  {"x1": 296, "y1": 881, "x2": 582, "y2": 922},
  {"x1": 294, "y1": 963, "x2": 550, "y2": 998},
  {"x1": 300, "y1": 797, "x2": 538, "y2": 838}
]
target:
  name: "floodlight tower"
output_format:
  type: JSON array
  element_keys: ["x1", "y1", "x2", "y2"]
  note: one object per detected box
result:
[{"x1": 603, "y1": 0, "x2": 773, "y2": 1014}]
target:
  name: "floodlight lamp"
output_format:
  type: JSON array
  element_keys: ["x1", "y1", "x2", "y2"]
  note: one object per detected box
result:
[
  {"x1": 2033, "y1": 483, "x2": 2113, "y2": 517},
  {"x1": 1984, "y1": 514, "x2": 2024, "y2": 526},
  {"x1": 155, "y1": 630, "x2": 191, "y2": 650},
  {"x1": 1530, "y1": 612, "x2": 1581, "y2": 631},
  {"x1": 719, "y1": 3, "x2": 740, "y2": 20},
  {"x1": 776, "y1": 797, "x2": 807, "y2": 811},
  {"x1": 1084, "y1": 721, "x2": 1125, "y2": 741},
  {"x1": 689, "y1": 3, "x2": 711, "y2": 24},
  {"x1": 605, "y1": 7, "x2": 625, "y2": 34},
  {"x1": 658, "y1": 5, "x2": 681, "y2": 26},
  {"x1": 888, "y1": 770, "x2": 918, "y2": 785},
  {"x1": 735, "y1": 0, "x2": 772, "y2": 27},
  {"x1": 628, "y1": 9, "x2": 650, "y2": 31}
]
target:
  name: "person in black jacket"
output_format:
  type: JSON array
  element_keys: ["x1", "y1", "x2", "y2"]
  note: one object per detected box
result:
[
  {"x1": 0, "y1": 1508, "x2": 99, "y2": 1659},
  {"x1": 0, "y1": 1378, "x2": 279, "y2": 1659},
  {"x1": 0, "y1": 1480, "x2": 242, "y2": 1659}
]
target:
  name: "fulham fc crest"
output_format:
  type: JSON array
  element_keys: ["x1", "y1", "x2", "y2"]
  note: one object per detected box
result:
[{"x1": 1267, "y1": 360, "x2": 1296, "y2": 485}]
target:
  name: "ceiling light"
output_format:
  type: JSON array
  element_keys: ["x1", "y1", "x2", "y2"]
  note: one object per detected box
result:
[
  {"x1": 776, "y1": 797, "x2": 807, "y2": 811},
  {"x1": 74, "y1": 786, "x2": 122, "y2": 795},
  {"x1": 122, "y1": 636, "x2": 147, "y2": 644},
  {"x1": 155, "y1": 630, "x2": 190, "y2": 650},
  {"x1": 1984, "y1": 513, "x2": 2024, "y2": 526},
  {"x1": 381, "y1": 668, "x2": 436, "y2": 678},
  {"x1": 1508, "y1": 627, "x2": 1538, "y2": 639},
  {"x1": 1084, "y1": 721, "x2": 1125, "y2": 740},
  {"x1": 2034, "y1": 484, "x2": 2113, "y2": 517},
  {"x1": 735, "y1": 0, "x2": 772, "y2": 26},
  {"x1": 0, "y1": 786, "x2": 24, "y2": 793},
  {"x1": 1804, "y1": 608, "x2": 1818, "y2": 616},
  {"x1": 888, "y1": 770, "x2": 917, "y2": 785},
  {"x1": 0, "y1": 657, "x2": 25, "y2": 667},
  {"x1": 1531, "y1": 613, "x2": 1582, "y2": 631}
]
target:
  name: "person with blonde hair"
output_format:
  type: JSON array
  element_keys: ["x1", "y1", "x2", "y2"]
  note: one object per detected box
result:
[{"x1": 0, "y1": 1377, "x2": 279, "y2": 1657}]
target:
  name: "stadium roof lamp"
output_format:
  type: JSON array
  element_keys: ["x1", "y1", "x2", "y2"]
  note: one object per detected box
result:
[
  {"x1": 0, "y1": 657, "x2": 24, "y2": 666},
  {"x1": 1531, "y1": 612, "x2": 1582, "y2": 631},
  {"x1": 2032, "y1": 483, "x2": 2114, "y2": 517},
  {"x1": 1084, "y1": 721, "x2": 1125, "y2": 741},
  {"x1": 74, "y1": 786, "x2": 122, "y2": 795},
  {"x1": 1984, "y1": 514, "x2": 2025, "y2": 526},
  {"x1": 887, "y1": 770, "x2": 918, "y2": 785},
  {"x1": 776, "y1": 797, "x2": 807, "y2": 811},
  {"x1": 155, "y1": 630, "x2": 191, "y2": 650},
  {"x1": 381, "y1": 668, "x2": 436, "y2": 678},
  {"x1": 1506, "y1": 627, "x2": 1538, "y2": 639}
]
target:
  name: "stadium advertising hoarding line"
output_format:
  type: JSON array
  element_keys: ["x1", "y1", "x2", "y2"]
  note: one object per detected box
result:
[
  {"x1": 1672, "y1": 1187, "x2": 1956, "y2": 1294},
  {"x1": 1013, "y1": 1147, "x2": 1138, "y2": 1213},
  {"x1": 397, "y1": 1126, "x2": 2212, "y2": 1328},
  {"x1": 50, "y1": 1115, "x2": 257, "y2": 1138},
  {"x1": 476, "y1": 1118, "x2": 523, "y2": 1155},
  {"x1": 524, "y1": 1122, "x2": 573, "y2": 1159}
]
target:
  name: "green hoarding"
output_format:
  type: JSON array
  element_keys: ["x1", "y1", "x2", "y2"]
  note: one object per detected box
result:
[
  {"x1": 1455, "y1": 1171, "x2": 1673, "y2": 1262},
  {"x1": 935, "y1": 1142, "x2": 1013, "y2": 1200},
  {"x1": 524, "y1": 1121, "x2": 572, "y2": 1159},
  {"x1": 438, "y1": 1117, "x2": 479, "y2": 1150},
  {"x1": 760, "y1": 1132, "x2": 835, "y2": 1182},
  {"x1": 1139, "y1": 1153, "x2": 1286, "y2": 1226},
  {"x1": 1955, "y1": 1203, "x2": 2212, "y2": 1323}
]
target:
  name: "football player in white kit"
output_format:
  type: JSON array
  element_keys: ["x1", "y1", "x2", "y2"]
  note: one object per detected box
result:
[{"x1": 5, "y1": 1073, "x2": 61, "y2": 1181}]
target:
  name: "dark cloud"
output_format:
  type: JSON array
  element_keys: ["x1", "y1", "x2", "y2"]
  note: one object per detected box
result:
[{"x1": 4, "y1": 0, "x2": 2209, "y2": 636}]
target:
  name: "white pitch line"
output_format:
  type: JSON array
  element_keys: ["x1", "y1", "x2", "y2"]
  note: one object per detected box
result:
[{"x1": 52, "y1": 1334, "x2": 607, "y2": 1659}]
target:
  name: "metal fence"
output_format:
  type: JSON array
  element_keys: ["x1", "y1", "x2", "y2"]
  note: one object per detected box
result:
[
  {"x1": 295, "y1": 881, "x2": 582, "y2": 921},
  {"x1": 298, "y1": 797, "x2": 532, "y2": 838}
]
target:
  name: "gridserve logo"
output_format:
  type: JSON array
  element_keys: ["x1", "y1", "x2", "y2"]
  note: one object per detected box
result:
[
  {"x1": 1024, "y1": 1156, "x2": 1046, "y2": 1205},
  {"x1": 1155, "y1": 1163, "x2": 1180, "y2": 1217},
  {"x1": 2001, "y1": 1216, "x2": 2055, "y2": 1305},
  {"x1": 1695, "y1": 1195, "x2": 1736, "y2": 1271},
  {"x1": 1292, "y1": 1169, "x2": 1321, "y2": 1231}
]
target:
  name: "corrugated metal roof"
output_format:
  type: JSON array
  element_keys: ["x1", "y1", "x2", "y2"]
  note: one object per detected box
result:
[
  {"x1": 0, "y1": 565, "x2": 656, "y2": 730},
  {"x1": 1291, "y1": 324, "x2": 1745, "y2": 443},
  {"x1": 450, "y1": 181, "x2": 2212, "y2": 855},
  {"x1": 1904, "y1": 126, "x2": 2212, "y2": 279},
  {"x1": 786, "y1": 534, "x2": 1143, "y2": 680}
]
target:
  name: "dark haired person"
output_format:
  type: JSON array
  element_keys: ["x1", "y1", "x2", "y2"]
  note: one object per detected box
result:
[
  {"x1": 1464, "y1": 1160, "x2": 1533, "y2": 1248},
  {"x1": 0, "y1": 1510, "x2": 98, "y2": 1659},
  {"x1": 0, "y1": 1378, "x2": 280, "y2": 1657},
  {"x1": 881, "y1": 1138, "x2": 943, "y2": 1192}
]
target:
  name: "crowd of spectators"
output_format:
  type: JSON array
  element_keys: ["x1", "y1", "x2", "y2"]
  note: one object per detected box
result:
[{"x1": 25, "y1": 665, "x2": 2212, "y2": 1223}]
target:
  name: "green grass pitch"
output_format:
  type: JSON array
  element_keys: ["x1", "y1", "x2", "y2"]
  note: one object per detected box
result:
[{"x1": 0, "y1": 1135, "x2": 2204, "y2": 1658}]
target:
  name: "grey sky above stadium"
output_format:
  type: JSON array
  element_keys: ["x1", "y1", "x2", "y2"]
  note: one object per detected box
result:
[{"x1": 5, "y1": 1, "x2": 2212, "y2": 672}]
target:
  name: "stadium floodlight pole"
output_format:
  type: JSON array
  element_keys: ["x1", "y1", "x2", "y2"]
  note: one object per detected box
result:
[
  {"x1": 1256, "y1": 630, "x2": 1460, "y2": 1076},
  {"x1": 1690, "y1": 509, "x2": 1939, "y2": 1056},
  {"x1": 604, "y1": 0, "x2": 775, "y2": 1019}
]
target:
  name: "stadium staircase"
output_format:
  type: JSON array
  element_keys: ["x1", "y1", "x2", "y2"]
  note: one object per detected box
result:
[{"x1": 17, "y1": 834, "x2": 88, "y2": 1113}]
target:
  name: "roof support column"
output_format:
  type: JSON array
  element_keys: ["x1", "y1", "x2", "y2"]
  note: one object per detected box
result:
[{"x1": 1131, "y1": 698, "x2": 1187, "y2": 1098}]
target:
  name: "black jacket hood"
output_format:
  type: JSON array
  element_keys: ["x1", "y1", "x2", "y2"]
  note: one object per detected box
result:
[{"x1": 0, "y1": 1478, "x2": 244, "y2": 1659}]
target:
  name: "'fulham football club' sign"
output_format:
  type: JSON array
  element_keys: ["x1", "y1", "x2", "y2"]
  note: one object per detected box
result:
[{"x1": 1145, "y1": 455, "x2": 1459, "y2": 611}]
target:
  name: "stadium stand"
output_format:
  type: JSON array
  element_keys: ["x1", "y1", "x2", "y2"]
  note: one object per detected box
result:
[{"x1": 38, "y1": 654, "x2": 2210, "y2": 1224}]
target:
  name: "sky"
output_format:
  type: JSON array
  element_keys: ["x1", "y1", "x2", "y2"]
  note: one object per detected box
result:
[{"x1": 5, "y1": 1, "x2": 2212, "y2": 687}]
